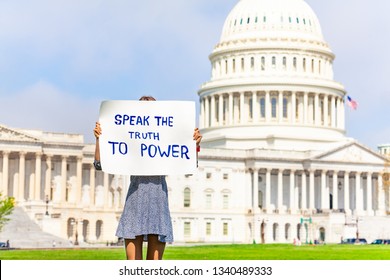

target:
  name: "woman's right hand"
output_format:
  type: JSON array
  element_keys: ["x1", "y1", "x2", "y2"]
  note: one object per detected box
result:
[{"x1": 94, "y1": 122, "x2": 102, "y2": 139}]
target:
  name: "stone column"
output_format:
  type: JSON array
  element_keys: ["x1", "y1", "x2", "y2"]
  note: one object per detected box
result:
[
  {"x1": 366, "y1": 172, "x2": 373, "y2": 215},
  {"x1": 278, "y1": 91, "x2": 283, "y2": 123},
  {"x1": 301, "y1": 171, "x2": 307, "y2": 210},
  {"x1": 340, "y1": 98, "x2": 345, "y2": 130},
  {"x1": 90, "y1": 163, "x2": 96, "y2": 206},
  {"x1": 291, "y1": 92, "x2": 296, "y2": 124},
  {"x1": 321, "y1": 170, "x2": 328, "y2": 209},
  {"x1": 45, "y1": 155, "x2": 52, "y2": 200},
  {"x1": 344, "y1": 172, "x2": 350, "y2": 214},
  {"x1": 199, "y1": 98, "x2": 204, "y2": 129},
  {"x1": 355, "y1": 172, "x2": 363, "y2": 214},
  {"x1": 210, "y1": 95, "x2": 216, "y2": 127},
  {"x1": 205, "y1": 97, "x2": 209, "y2": 128},
  {"x1": 61, "y1": 156, "x2": 68, "y2": 202},
  {"x1": 252, "y1": 91, "x2": 258, "y2": 122},
  {"x1": 18, "y1": 151, "x2": 26, "y2": 201},
  {"x1": 104, "y1": 172, "x2": 109, "y2": 208},
  {"x1": 34, "y1": 152, "x2": 42, "y2": 201},
  {"x1": 332, "y1": 171, "x2": 338, "y2": 210},
  {"x1": 228, "y1": 93, "x2": 233, "y2": 125},
  {"x1": 289, "y1": 170, "x2": 295, "y2": 213},
  {"x1": 218, "y1": 94, "x2": 223, "y2": 125},
  {"x1": 309, "y1": 169, "x2": 315, "y2": 211},
  {"x1": 323, "y1": 95, "x2": 329, "y2": 126},
  {"x1": 1, "y1": 151, "x2": 10, "y2": 197},
  {"x1": 239, "y1": 91, "x2": 245, "y2": 124},
  {"x1": 265, "y1": 91, "x2": 271, "y2": 122},
  {"x1": 331, "y1": 96, "x2": 336, "y2": 128},
  {"x1": 376, "y1": 174, "x2": 385, "y2": 215},
  {"x1": 277, "y1": 169, "x2": 283, "y2": 212},
  {"x1": 303, "y1": 92, "x2": 308, "y2": 125},
  {"x1": 253, "y1": 169, "x2": 258, "y2": 213},
  {"x1": 265, "y1": 168, "x2": 271, "y2": 213},
  {"x1": 314, "y1": 94, "x2": 319, "y2": 126},
  {"x1": 76, "y1": 157, "x2": 83, "y2": 204}
]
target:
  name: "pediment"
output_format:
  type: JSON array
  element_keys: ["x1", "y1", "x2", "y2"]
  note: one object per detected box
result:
[
  {"x1": 312, "y1": 141, "x2": 386, "y2": 165},
  {"x1": 0, "y1": 124, "x2": 40, "y2": 143}
]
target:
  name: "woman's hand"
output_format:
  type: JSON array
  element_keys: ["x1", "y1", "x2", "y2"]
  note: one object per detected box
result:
[
  {"x1": 193, "y1": 128, "x2": 202, "y2": 146},
  {"x1": 94, "y1": 122, "x2": 102, "y2": 139}
]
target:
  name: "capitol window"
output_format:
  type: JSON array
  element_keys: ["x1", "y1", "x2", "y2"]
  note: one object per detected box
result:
[
  {"x1": 206, "y1": 222, "x2": 211, "y2": 236},
  {"x1": 184, "y1": 222, "x2": 191, "y2": 237},
  {"x1": 261, "y1": 56, "x2": 265, "y2": 71},
  {"x1": 206, "y1": 193, "x2": 212, "y2": 209},
  {"x1": 260, "y1": 98, "x2": 266, "y2": 118},
  {"x1": 184, "y1": 187, "x2": 191, "y2": 208},
  {"x1": 223, "y1": 223, "x2": 229, "y2": 236},
  {"x1": 271, "y1": 97, "x2": 277, "y2": 118}
]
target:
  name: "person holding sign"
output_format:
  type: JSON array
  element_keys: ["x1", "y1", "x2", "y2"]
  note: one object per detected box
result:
[{"x1": 93, "y1": 95, "x2": 202, "y2": 260}]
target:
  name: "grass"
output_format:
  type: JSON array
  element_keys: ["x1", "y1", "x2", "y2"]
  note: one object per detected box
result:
[{"x1": 1, "y1": 244, "x2": 390, "y2": 260}]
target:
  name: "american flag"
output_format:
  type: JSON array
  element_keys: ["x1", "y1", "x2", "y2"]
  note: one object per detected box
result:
[{"x1": 347, "y1": 95, "x2": 358, "y2": 110}]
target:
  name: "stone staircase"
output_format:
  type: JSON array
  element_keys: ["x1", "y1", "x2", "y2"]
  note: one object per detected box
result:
[{"x1": 0, "y1": 207, "x2": 71, "y2": 248}]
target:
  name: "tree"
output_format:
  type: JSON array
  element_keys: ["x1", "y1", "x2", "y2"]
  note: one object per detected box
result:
[{"x1": 0, "y1": 193, "x2": 15, "y2": 232}]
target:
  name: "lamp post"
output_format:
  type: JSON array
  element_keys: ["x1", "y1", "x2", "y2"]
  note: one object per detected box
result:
[{"x1": 45, "y1": 195, "x2": 49, "y2": 216}]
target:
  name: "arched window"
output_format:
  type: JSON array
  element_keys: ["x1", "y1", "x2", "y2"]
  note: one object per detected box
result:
[
  {"x1": 241, "y1": 57, "x2": 245, "y2": 71},
  {"x1": 261, "y1": 57, "x2": 265, "y2": 71},
  {"x1": 285, "y1": 223, "x2": 291, "y2": 240},
  {"x1": 96, "y1": 220, "x2": 103, "y2": 240},
  {"x1": 250, "y1": 57, "x2": 255, "y2": 70},
  {"x1": 319, "y1": 227, "x2": 326, "y2": 242},
  {"x1": 232, "y1": 59, "x2": 236, "y2": 73},
  {"x1": 273, "y1": 223, "x2": 279, "y2": 241},
  {"x1": 293, "y1": 57, "x2": 297, "y2": 71},
  {"x1": 282, "y1": 57, "x2": 287, "y2": 70},
  {"x1": 67, "y1": 218, "x2": 75, "y2": 239},
  {"x1": 225, "y1": 60, "x2": 228, "y2": 74},
  {"x1": 272, "y1": 56, "x2": 276, "y2": 69},
  {"x1": 184, "y1": 187, "x2": 191, "y2": 208},
  {"x1": 82, "y1": 220, "x2": 89, "y2": 242}
]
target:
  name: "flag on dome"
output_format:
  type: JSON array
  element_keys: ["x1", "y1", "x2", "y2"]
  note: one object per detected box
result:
[{"x1": 347, "y1": 95, "x2": 358, "y2": 110}]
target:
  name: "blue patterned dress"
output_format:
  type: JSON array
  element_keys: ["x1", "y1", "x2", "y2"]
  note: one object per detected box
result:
[{"x1": 94, "y1": 161, "x2": 173, "y2": 243}]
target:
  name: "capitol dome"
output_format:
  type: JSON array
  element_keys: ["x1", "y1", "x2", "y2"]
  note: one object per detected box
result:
[
  {"x1": 220, "y1": 0, "x2": 324, "y2": 44},
  {"x1": 198, "y1": 0, "x2": 347, "y2": 151}
]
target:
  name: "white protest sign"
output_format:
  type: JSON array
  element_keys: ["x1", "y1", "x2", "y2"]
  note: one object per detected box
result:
[{"x1": 98, "y1": 100, "x2": 197, "y2": 175}]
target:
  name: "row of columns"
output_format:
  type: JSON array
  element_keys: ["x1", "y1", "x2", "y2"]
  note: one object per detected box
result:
[
  {"x1": 0, "y1": 151, "x2": 113, "y2": 208},
  {"x1": 250, "y1": 168, "x2": 387, "y2": 216},
  {"x1": 200, "y1": 91, "x2": 345, "y2": 130}
]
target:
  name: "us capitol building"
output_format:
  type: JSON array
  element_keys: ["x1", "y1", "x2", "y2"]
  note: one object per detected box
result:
[{"x1": 1, "y1": 0, "x2": 390, "y2": 247}]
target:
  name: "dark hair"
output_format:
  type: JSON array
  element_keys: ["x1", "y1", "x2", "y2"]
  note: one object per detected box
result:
[{"x1": 139, "y1": 96, "x2": 156, "y2": 101}]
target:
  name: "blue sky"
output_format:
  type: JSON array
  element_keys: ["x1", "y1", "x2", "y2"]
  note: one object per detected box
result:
[{"x1": 0, "y1": 0, "x2": 389, "y2": 149}]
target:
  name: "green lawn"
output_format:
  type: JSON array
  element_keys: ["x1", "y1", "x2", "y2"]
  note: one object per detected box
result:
[{"x1": 1, "y1": 244, "x2": 390, "y2": 260}]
